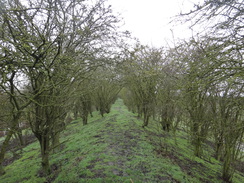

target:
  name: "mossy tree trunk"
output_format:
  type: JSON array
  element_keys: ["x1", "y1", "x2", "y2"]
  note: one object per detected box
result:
[
  {"x1": 81, "y1": 96, "x2": 90, "y2": 125},
  {"x1": 35, "y1": 130, "x2": 51, "y2": 175},
  {"x1": 142, "y1": 104, "x2": 150, "y2": 128}
]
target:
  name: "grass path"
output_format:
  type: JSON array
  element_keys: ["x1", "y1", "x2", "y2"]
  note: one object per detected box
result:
[
  {"x1": 1, "y1": 99, "x2": 244, "y2": 183},
  {"x1": 74, "y1": 100, "x2": 182, "y2": 182}
]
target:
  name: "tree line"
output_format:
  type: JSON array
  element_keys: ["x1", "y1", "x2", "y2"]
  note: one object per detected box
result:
[
  {"x1": 0, "y1": 0, "x2": 124, "y2": 175},
  {"x1": 0, "y1": 0, "x2": 243, "y2": 182},
  {"x1": 119, "y1": 1, "x2": 243, "y2": 182}
]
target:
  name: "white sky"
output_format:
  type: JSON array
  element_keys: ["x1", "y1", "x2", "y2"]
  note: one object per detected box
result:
[{"x1": 107, "y1": 0, "x2": 202, "y2": 47}]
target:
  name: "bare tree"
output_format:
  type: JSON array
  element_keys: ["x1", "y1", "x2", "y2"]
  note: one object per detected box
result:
[
  {"x1": 174, "y1": 36, "x2": 244, "y2": 182},
  {"x1": 0, "y1": 0, "x2": 122, "y2": 175},
  {"x1": 122, "y1": 45, "x2": 163, "y2": 127}
]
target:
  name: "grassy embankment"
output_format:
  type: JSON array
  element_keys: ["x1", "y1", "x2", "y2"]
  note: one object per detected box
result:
[{"x1": 1, "y1": 98, "x2": 244, "y2": 182}]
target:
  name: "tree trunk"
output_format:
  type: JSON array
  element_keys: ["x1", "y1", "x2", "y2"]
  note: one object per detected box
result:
[
  {"x1": 215, "y1": 141, "x2": 223, "y2": 161},
  {"x1": 52, "y1": 132, "x2": 60, "y2": 153},
  {"x1": 162, "y1": 121, "x2": 170, "y2": 132},
  {"x1": 137, "y1": 105, "x2": 142, "y2": 118},
  {"x1": 142, "y1": 111, "x2": 150, "y2": 128},
  {"x1": 41, "y1": 139, "x2": 51, "y2": 175},
  {"x1": 41, "y1": 151, "x2": 50, "y2": 175},
  {"x1": 193, "y1": 136, "x2": 202, "y2": 157},
  {"x1": 82, "y1": 104, "x2": 88, "y2": 125},
  {"x1": 14, "y1": 126, "x2": 24, "y2": 148},
  {"x1": 0, "y1": 130, "x2": 14, "y2": 175},
  {"x1": 82, "y1": 100, "x2": 89, "y2": 125},
  {"x1": 161, "y1": 112, "x2": 170, "y2": 132},
  {"x1": 82, "y1": 109, "x2": 88, "y2": 126},
  {"x1": 191, "y1": 120, "x2": 202, "y2": 157},
  {"x1": 222, "y1": 147, "x2": 234, "y2": 182},
  {"x1": 17, "y1": 129, "x2": 24, "y2": 146},
  {"x1": 100, "y1": 109, "x2": 104, "y2": 117},
  {"x1": 215, "y1": 132, "x2": 224, "y2": 161},
  {"x1": 88, "y1": 100, "x2": 93, "y2": 117},
  {"x1": 105, "y1": 106, "x2": 110, "y2": 114},
  {"x1": 82, "y1": 115, "x2": 88, "y2": 125},
  {"x1": 142, "y1": 106, "x2": 150, "y2": 128},
  {"x1": 36, "y1": 132, "x2": 51, "y2": 175}
]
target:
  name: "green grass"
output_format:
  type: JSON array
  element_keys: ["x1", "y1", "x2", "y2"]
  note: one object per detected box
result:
[{"x1": 1, "y1": 98, "x2": 244, "y2": 182}]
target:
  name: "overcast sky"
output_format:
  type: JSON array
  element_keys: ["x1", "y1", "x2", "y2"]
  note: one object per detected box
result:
[{"x1": 107, "y1": 0, "x2": 202, "y2": 47}]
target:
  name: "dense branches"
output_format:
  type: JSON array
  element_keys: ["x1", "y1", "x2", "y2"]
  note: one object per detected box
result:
[
  {"x1": 0, "y1": 0, "x2": 243, "y2": 181},
  {"x1": 0, "y1": 0, "x2": 122, "y2": 175},
  {"x1": 179, "y1": 2, "x2": 244, "y2": 180},
  {"x1": 174, "y1": 36, "x2": 244, "y2": 182},
  {"x1": 122, "y1": 45, "x2": 163, "y2": 127}
]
